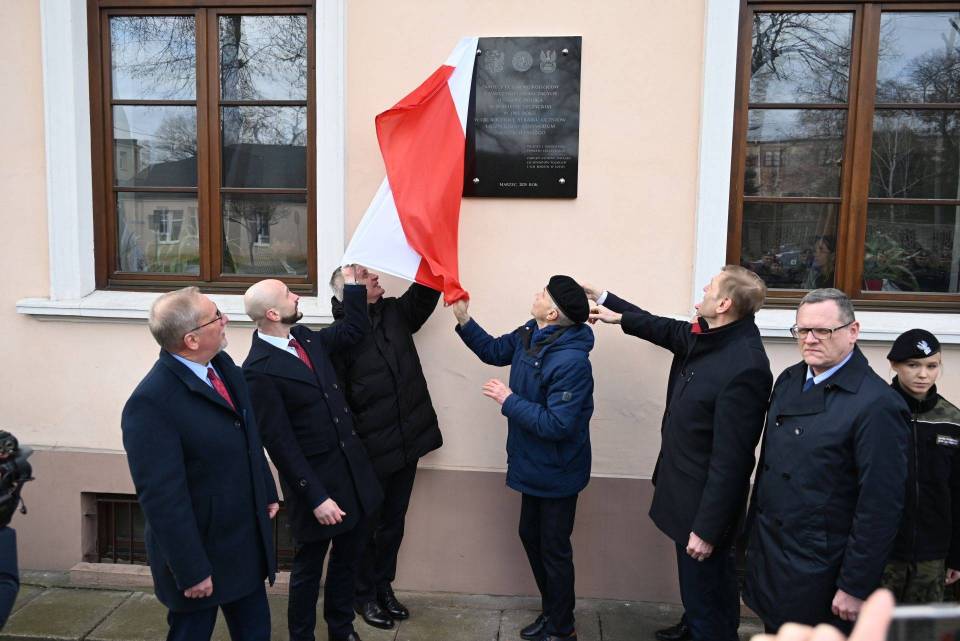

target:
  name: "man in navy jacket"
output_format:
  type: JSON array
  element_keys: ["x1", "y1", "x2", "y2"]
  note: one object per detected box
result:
[
  {"x1": 588, "y1": 266, "x2": 772, "y2": 641},
  {"x1": 122, "y1": 287, "x2": 279, "y2": 641},
  {"x1": 243, "y1": 272, "x2": 382, "y2": 641},
  {"x1": 452, "y1": 275, "x2": 593, "y2": 641}
]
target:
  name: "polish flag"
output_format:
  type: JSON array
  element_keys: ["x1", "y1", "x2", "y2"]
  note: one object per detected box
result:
[{"x1": 342, "y1": 37, "x2": 478, "y2": 304}]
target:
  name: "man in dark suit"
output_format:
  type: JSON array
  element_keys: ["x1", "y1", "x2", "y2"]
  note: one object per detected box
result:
[
  {"x1": 588, "y1": 266, "x2": 773, "y2": 641},
  {"x1": 122, "y1": 287, "x2": 279, "y2": 641},
  {"x1": 242, "y1": 272, "x2": 382, "y2": 641}
]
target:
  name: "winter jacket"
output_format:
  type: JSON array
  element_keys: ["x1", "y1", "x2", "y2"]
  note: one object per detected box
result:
[
  {"x1": 603, "y1": 293, "x2": 772, "y2": 547},
  {"x1": 888, "y1": 378, "x2": 960, "y2": 568},
  {"x1": 456, "y1": 318, "x2": 594, "y2": 498},
  {"x1": 743, "y1": 347, "x2": 910, "y2": 631},
  {"x1": 331, "y1": 283, "x2": 442, "y2": 478}
]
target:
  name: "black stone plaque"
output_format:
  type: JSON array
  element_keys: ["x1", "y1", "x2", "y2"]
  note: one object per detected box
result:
[{"x1": 463, "y1": 36, "x2": 581, "y2": 198}]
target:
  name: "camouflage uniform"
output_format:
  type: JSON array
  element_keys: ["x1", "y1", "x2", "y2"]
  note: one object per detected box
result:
[{"x1": 882, "y1": 559, "x2": 945, "y2": 604}]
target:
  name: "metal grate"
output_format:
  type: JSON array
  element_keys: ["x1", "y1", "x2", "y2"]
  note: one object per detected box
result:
[{"x1": 94, "y1": 494, "x2": 295, "y2": 569}]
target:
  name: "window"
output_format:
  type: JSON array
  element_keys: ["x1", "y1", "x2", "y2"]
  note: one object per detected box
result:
[
  {"x1": 88, "y1": 1, "x2": 316, "y2": 292},
  {"x1": 728, "y1": 3, "x2": 960, "y2": 309}
]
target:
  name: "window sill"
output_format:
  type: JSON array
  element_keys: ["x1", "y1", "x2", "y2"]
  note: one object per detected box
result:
[
  {"x1": 755, "y1": 308, "x2": 960, "y2": 344},
  {"x1": 16, "y1": 290, "x2": 334, "y2": 325}
]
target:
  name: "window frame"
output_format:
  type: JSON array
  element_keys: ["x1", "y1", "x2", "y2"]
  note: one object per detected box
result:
[
  {"x1": 87, "y1": 0, "x2": 318, "y2": 293},
  {"x1": 726, "y1": 0, "x2": 960, "y2": 311}
]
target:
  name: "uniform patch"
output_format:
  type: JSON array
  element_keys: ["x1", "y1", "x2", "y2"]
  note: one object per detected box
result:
[
  {"x1": 561, "y1": 391, "x2": 572, "y2": 402},
  {"x1": 936, "y1": 434, "x2": 959, "y2": 447}
]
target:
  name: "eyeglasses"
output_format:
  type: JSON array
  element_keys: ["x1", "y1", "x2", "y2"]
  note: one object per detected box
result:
[
  {"x1": 789, "y1": 320, "x2": 853, "y2": 340},
  {"x1": 186, "y1": 308, "x2": 223, "y2": 335}
]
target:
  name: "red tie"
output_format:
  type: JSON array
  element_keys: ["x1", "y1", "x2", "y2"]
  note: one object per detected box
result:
[
  {"x1": 206, "y1": 367, "x2": 236, "y2": 411},
  {"x1": 289, "y1": 338, "x2": 314, "y2": 371}
]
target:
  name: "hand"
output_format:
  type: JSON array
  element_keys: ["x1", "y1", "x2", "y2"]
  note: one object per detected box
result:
[
  {"x1": 184, "y1": 576, "x2": 213, "y2": 599},
  {"x1": 589, "y1": 304, "x2": 622, "y2": 325},
  {"x1": 581, "y1": 282, "x2": 603, "y2": 301},
  {"x1": 341, "y1": 263, "x2": 358, "y2": 283},
  {"x1": 481, "y1": 378, "x2": 512, "y2": 405},
  {"x1": 450, "y1": 299, "x2": 470, "y2": 326},
  {"x1": 267, "y1": 502, "x2": 280, "y2": 520},
  {"x1": 686, "y1": 532, "x2": 714, "y2": 561},
  {"x1": 313, "y1": 498, "x2": 346, "y2": 525},
  {"x1": 946, "y1": 568, "x2": 960, "y2": 585},
  {"x1": 750, "y1": 588, "x2": 893, "y2": 641},
  {"x1": 831, "y1": 589, "x2": 864, "y2": 622}
]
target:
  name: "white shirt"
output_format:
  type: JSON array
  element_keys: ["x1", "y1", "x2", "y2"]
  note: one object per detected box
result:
[{"x1": 257, "y1": 330, "x2": 299, "y2": 358}]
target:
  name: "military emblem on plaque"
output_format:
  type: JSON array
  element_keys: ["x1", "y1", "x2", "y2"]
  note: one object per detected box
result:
[{"x1": 464, "y1": 36, "x2": 582, "y2": 198}]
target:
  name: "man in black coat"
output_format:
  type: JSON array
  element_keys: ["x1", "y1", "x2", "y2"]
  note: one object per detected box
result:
[
  {"x1": 328, "y1": 267, "x2": 442, "y2": 628},
  {"x1": 743, "y1": 288, "x2": 910, "y2": 634},
  {"x1": 122, "y1": 287, "x2": 279, "y2": 641},
  {"x1": 242, "y1": 273, "x2": 383, "y2": 641},
  {"x1": 588, "y1": 266, "x2": 772, "y2": 641}
]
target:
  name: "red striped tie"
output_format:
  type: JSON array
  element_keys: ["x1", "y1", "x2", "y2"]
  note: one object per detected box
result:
[
  {"x1": 206, "y1": 367, "x2": 236, "y2": 411},
  {"x1": 289, "y1": 338, "x2": 314, "y2": 371}
]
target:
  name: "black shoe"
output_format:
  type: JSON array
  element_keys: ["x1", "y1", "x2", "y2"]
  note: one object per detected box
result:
[
  {"x1": 520, "y1": 613, "x2": 548, "y2": 640},
  {"x1": 355, "y1": 601, "x2": 394, "y2": 630},
  {"x1": 378, "y1": 588, "x2": 410, "y2": 620},
  {"x1": 329, "y1": 633, "x2": 362, "y2": 641},
  {"x1": 654, "y1": 619, "x2": 691, "y2": 641}
]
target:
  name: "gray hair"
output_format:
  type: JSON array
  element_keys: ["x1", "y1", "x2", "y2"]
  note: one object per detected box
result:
[
  {"x1": 798, "y1": 288, "x2": 856, "y2": 324},
  {"x1": 329, "y1": 267, "x2": 344, "y2": 301},
  {"x1": 148, "y1": 287, "x2": 204, "y2": 352}
]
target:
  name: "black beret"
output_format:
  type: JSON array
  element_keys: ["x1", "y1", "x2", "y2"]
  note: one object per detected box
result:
[
  {"x1": 887, "y1": 328, "x2": 941, "y2": 362},
  {"x1": 546, "y1": 275, "x2": 589, "y2": 324}
]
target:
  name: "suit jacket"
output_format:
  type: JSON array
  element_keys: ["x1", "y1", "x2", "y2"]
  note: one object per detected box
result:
[
  {"x1": 121, "y1": 350, "x2": 278, "y2": 613},
  {"x1": 243, "y1": 284, "x2": 383, "y2": 542},
  {"x1": 604, "y1": 292, "x2": 772, "y2": 546}
]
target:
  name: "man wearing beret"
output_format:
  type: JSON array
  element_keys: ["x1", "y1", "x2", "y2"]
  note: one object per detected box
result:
[
  {"x1": 451, "y1": 276, "x2": 594, "y2": 641},
  {"x1": 588, "y1": 266, "x2": 772, "y2": 641}
]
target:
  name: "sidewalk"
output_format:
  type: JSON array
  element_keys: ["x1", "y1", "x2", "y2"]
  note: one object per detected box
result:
[{"x1": 0, "y1": 572, "x2": 763, "y2": 641}]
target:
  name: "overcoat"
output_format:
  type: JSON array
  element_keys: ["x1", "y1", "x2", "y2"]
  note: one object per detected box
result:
[
  {"x1": 603, "y1": 292, "x2": 772, "y2": 546},
  {"x1": 243, "y1": 284, "x2": 383, "y2": 542},
  {"x1": 456, "y1": 318, "x2": 594, "y2": 498},
  {"x1": 330, "y1": 283, "x2": 443, "y2": 478},
  {"x1": 122, "y1": 350, "x2": 278, "y2": 612},
  {"x1": 743, "y1": 346, "x2": 910, "y2": 630}
]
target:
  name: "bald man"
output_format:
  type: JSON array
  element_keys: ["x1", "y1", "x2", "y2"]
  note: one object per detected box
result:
[{"x1": 242, "y1": 271, "x2": 383, "y2": 641}]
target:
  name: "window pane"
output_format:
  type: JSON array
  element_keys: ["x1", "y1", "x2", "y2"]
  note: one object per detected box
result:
[
  {"x1": 740, "y1": 202, "x2": 839, "y2": 289},
  {"x1": 114, "y1": 106, "x2": 197, "y2": 187},
  {"x1": 745, "y1": 109, "x2": 845, "y2": 197},
  {"x1": 222, "y1": 194, "x2": 308, "y2": 275},
  {"x1": 117, "y1": 193, "x2": 199, "y2": 274},
  {"x1": 877, "y1": 12, "x2": 960, "y2": 104},
  {"x1": 222, "y1": 107, "x2": 306, "y2": 188},
  {"x1": 110, "y1": 16, "x2": 196, "y2": 101},
  {"x1": 869, "y1": 109, "x2": 960, "y2": 199},
  {"x1": 864, "y1": 204, "x2": 960, "y2": 293},
  {"x1": 750, "y1": 13, "x2": 854, "y2": 104},
  {"x1": 219, "y1": 15, "x2": 307, "y2": 101}
]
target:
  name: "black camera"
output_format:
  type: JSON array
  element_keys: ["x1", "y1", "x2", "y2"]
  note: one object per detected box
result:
[{"x1": 0, "y1": 432, "x2": 33, "y2": 529}]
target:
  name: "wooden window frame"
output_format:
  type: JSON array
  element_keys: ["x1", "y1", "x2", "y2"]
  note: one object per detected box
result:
[
  {"x1": 727, "y1": 0, "x2": 960, "y2": 311},
  {"x1": 87, "y1": 0, "x2": 317, "y2": 294}
]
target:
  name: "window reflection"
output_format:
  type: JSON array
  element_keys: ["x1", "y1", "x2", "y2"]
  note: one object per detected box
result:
[
  {"x1": 864, "y1": 205, "x2": 960, "y2": 293},
  {"x1": 113, "y1": 106, "x2": 197, "y2": 187},
  {"x1": 877, "y1": 12, "x2": 960, "y2": 104},
  {"x1": 222, "y1": 194, "x2": 307, "y2": 276},
  {"x1": 219, "y1": 15, "x2": 307, "y2": 101},
  {"x1": 117, "y1": 193, "x2": 199, "y2": 274},
  {"x1": 110, "y1": 16, "x2": 196, "y2": 101}
]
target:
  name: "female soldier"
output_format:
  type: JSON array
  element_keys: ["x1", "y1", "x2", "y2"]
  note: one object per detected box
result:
[{"x1": 881, "y1": 329, "x2": 960, "y2": 602}]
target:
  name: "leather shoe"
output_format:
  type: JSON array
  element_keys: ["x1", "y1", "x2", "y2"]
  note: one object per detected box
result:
[
  {"x1": 355, "y1": 601, "x2": 394, "y2": 630},
  {"x1": 328, "y1": 633, "x2": 362, "y2": 641},
  {"x1": 654, "y1": 619, "x2": 691, "y2": 641},
  {"x1": 520, "y1": 613, "x2": 548, "y2": 640},
  {"x1": 378, "y1": 588, "x2": 410, "y2": 620}
]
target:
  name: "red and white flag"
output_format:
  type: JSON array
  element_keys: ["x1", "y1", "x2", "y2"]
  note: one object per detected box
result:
[{"x1": 342, "y1": 37, "x2": 478, "y2": 304}]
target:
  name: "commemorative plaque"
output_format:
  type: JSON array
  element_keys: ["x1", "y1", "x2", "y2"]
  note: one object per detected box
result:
[{"x1": 463, "y1": 36, "x2": 581, "y2": 198}]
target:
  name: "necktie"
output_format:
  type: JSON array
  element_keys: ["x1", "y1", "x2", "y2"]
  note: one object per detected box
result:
[
  {"x1": 289, "y1": 338, "x2": 314, "y2": 371},
  {"x1": 207, "y1": 367, "x2": 236, "y2": 411},
  {"x1": 803, "y1": 377, "x2": 815, "y2": 392}
]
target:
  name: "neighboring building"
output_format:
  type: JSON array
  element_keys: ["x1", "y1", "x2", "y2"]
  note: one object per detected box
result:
[{"x1": 0, "y1": 0, "x2": 957, "y2": 604}]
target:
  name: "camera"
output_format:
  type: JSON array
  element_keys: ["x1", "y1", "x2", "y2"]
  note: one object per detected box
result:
[{"x1": 0, "y1": 431, "x2": 33, "y2": 529}]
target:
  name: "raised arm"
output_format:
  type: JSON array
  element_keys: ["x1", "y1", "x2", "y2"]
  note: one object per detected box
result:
[
  {"x1": 397, "y1": 282, "x2": 441, "y2": 333},
  {"x1": 318, "y1": 275, "x2": 370, "y2": 353},
  {"x1": 452, "y1": 299, "x2": 518, "y2": 367}
]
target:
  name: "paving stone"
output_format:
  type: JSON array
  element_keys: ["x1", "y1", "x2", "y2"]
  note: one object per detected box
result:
[
  {"x1": 499, "y1": 608, "x2": 600, "y2": 641},
  {"x1": 0, "y1": 588, "x2": 129, "y2": 640},
  {"x1": 397, "y1": 591, "x2": 540, "y2": 612},
  {"x1": 86, "y1": 593, "x2": 166, "y2": 641},
  {"x1": 394, "y1": 606, "x2": 498, "y2": 641},
  {"x1": 9, "y1": 586, "x2": 43, "y2": 615},
  {"x1": 599, "y1": 601, "x2": 684, "y2": 641}
]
